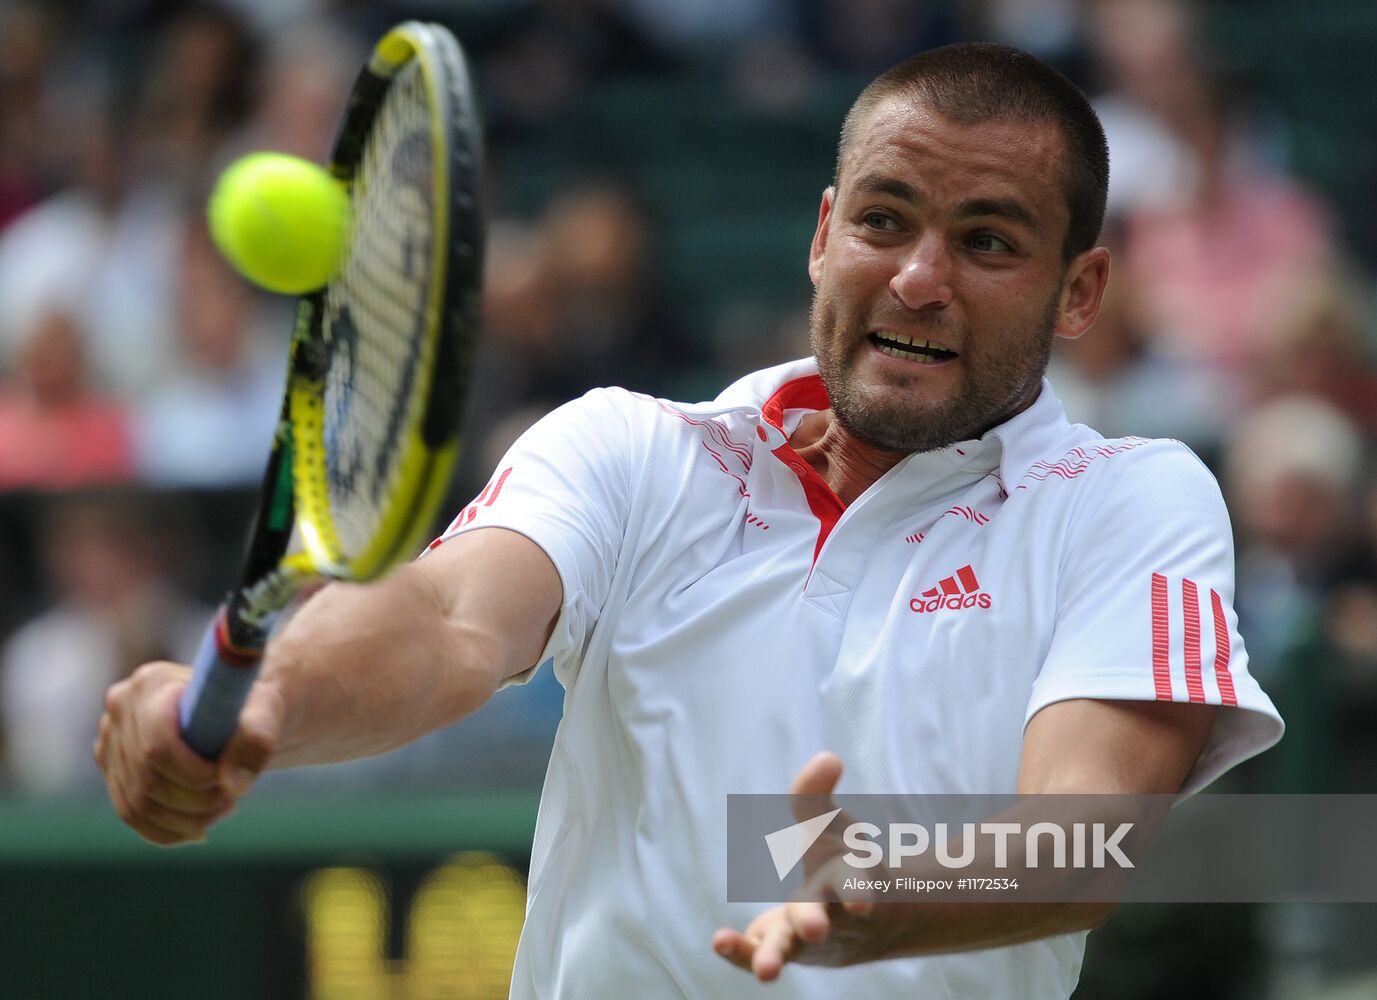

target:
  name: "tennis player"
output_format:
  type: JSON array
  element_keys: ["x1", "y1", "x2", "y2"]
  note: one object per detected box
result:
[{"x1": 97, "y1": 42, "x2": 1281, "y2": 997}]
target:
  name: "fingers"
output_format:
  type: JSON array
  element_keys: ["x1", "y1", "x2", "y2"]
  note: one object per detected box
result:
[
  {"x1": 751, "y1": 913, "x2": 796, "y2": 981},
  {"x1": 104, "y1": 720, "x2": 227, "y2": 846},
  {"x1": 105, "y1": 761, "x2": 188, "y2": 846},
  {"x1": 107, "y1": 763, "x2": 236, "y2": 845},
  {"x1": 790, "y1": 751, "x2": 844, "y2": 798},
  {"x1": 95, "y1": 660, "x2": 263, "y2": 846},
  {"x1": 715, "y1": 753, "x2": 862, "y2": 982},
  {"x1": 713, "y1": 902, "x2": 833, "y2": 981},
  {"x1": 789, "y1": 751, "x2": 844, "y2": 829},
  {"x1": 788, "y1": 900, "x2": 831, "y2": 942},
  {"x1": 712, "y1": 928, "x2": 746, "y2": 965},
  {"x1": 713, "y1": 925, "x2": 781, "y2": 979}
]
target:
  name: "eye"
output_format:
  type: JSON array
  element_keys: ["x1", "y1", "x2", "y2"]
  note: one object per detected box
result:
[
  {"x1": 862, "y1": 211, "x2": 900, "y2": 232},
  {"x1": 967, "y1": 232, "x2": 1013, "y2": 252}
]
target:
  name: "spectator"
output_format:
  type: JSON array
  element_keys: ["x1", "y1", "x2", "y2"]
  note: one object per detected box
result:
[
  {"x1": 464, "y1": 185, "x2": 704, "y2": 480},
  {"x1": 132, "y1": 3, "x2": 260, "y2": 195},
  {"x1": 797, "y1": 0, "x2": 958, "y2": 74},
  {"x1": 1086, "y1": 0, "x2": 1334, "y2": 371},
  {"x1": 1048, "y1": 239, "x2": 1233, "y2": 455},
  {"x1": 1084, "y1": 0, "x2": 1201, "y2": 215},
  {"x1": 0, "y1": 494, "x2": 206, "y2": 795},
  {"x1": 221, "y1": 20, "x2": 362, "y2": 165},
  {"x1": 131, "y1": 220, "x2": 285, "y2": 488},
  {"x1": 967, "y1": 0, "x2": 1085, "y2": 68},
  {"x1": 0, "y1": 86, "x2": 184, "y2": 399},
  {"x1": 0, "y1": 309, "x2": 133, "y2": 491},
  {"x1": 1225, "y1": 397, "x2": 1376, "y2": 801},
  {"x1": 1246, "y1": 261, "x2": 1377, "y2": 435},
  {"x1": 0, "y1": 1, "x2": 54, "y2": 232},
  {"x1": 483, "y1": 0, "x2": 675, "y2": 137},
  {"x1": 1225, "y1": 395, "x2": 1366, "y2": 678}
]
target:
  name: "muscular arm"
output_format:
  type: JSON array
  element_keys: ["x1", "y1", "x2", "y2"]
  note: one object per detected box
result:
[
  {"x1": 95, "y1": 527, "x2": 562, "y2": 844},
  {"x1": 1018, "y1": 698, "x2": 1216, "y2": 795},
  {"x1": 265, "y1": 527, "x2": 562, "y2": 767},
  {"x1": 714, "y1": 698, "x2": 1216, "y2": 979},
  {"x1": 862, "y1": 699, "x2": 1216, "y2": 958}
]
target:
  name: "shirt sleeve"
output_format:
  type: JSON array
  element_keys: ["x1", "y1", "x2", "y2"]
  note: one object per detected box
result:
[
  {"x1": 426, "y1": 388, "x2": 640, "y2": 687},
  {"x1": 1026, "y1": 440, "x2": 1284, "y2": 794}
]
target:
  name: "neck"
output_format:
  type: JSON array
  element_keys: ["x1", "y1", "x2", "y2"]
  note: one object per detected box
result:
[{"x1": 788, "y1": 411, "x2": 909, "y2": 506}]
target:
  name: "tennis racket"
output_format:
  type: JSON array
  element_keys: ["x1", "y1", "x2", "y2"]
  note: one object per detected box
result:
[{"x1": 179, "y1": 21, "x2": 485, "y2": 759}]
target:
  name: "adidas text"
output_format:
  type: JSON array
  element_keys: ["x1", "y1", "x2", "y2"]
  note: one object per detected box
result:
[{"x1": 910, "y1": 593, "x2": 993, "y2": 613}]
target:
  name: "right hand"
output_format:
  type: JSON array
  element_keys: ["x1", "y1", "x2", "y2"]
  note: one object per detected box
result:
[
  {"x1": 712, "y1": 753, "x2": 878, "y2": 981},
  {"x1": 94, "y1": 661, "x2": 284, "y2": 846}
]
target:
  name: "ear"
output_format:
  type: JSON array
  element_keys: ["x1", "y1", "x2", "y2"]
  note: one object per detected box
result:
[
  {"x1": 1054, "y1": 246, "x2": 1111, "y2": 341},
  {"x1": 808, "y1": 186, "x2": 836, "y2": 286}
]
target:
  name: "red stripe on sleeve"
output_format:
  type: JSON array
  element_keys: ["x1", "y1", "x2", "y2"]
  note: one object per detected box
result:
[
  {"x1": 1151, "y1": 573, "x2": 1173, "y2": 700},
  {"x1": 1182, "y1": 579, "x2": 1206, "y2": 703},
  {"x1": 1210, "y1": 589, "x2": 1239, "y2": 706},
  {"x1": 485, "y1": 466, "x2": 513, "y2": 506}
]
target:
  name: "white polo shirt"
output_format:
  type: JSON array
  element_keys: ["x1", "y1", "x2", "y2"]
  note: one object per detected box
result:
[{"x1": 434, "y1": 357, "x2": 1282, "y2": 999}]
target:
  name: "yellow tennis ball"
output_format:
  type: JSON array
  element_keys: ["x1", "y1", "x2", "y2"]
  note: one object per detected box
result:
[{"x1": 207, "y1": 152, "x2": 350, "y2": 295}]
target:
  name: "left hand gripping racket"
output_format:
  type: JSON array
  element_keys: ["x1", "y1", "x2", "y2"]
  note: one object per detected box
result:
[{"x1": 179, "y1": 21, "x2": 485, "y2": 759}]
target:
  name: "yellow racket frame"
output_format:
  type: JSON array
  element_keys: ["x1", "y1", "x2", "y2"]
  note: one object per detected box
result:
[{"x1": 289, "y1": 22, "x2": 460, "y2": 582}]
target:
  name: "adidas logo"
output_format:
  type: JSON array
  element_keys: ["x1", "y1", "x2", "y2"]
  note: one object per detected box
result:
[{"x1": 910, "y1": 564, "x2": 992, "y2": 613}]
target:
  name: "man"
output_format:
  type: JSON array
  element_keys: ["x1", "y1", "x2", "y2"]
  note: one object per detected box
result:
[{"x1": 97, "y1": 43, "x2": 1282, "y2": 997}]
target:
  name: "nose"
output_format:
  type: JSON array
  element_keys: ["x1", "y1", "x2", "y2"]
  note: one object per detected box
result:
[{"x1": 889, "y1": 233, "x2": 954, "y2": 311}]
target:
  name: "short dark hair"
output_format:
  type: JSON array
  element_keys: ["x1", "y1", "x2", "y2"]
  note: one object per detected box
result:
[{"x1": 834, "y1": 42, "x2": 1109, "y2": 262}]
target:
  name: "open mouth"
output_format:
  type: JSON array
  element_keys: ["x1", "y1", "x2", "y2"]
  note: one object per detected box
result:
[{"x1": 869, "y1": 332, "x2": 959, "y2": 364}]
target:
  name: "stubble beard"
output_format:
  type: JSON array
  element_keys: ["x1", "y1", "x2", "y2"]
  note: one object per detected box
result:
[{"x1": 809, "y1": 290, "x2": 1060, "y2": 454}]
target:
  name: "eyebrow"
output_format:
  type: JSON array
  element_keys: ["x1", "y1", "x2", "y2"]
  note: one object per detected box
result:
[
  {"x1": 852, "y1": 173, "x2": 921, "y2": 204},
  {"x1": 849, "y1": 173, "x2": 1044, "y2": 237},
  {"x1": 956, "y1": 197, "x2": 1044, "y2": 237}
]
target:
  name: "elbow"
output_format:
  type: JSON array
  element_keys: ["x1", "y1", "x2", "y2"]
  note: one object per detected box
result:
[{"x1": 436, "y1": 621, "x2": 508, "y2": 718}]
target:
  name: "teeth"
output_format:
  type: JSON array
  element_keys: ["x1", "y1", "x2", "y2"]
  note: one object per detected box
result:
[
  {"x1": 877, "y1": 343, "x2": 944, "y2": 363},
  {"x1": 873, "y1": 332, "x2": 953, "y2": 362}
]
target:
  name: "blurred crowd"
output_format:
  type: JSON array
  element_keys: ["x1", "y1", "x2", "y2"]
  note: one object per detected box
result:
[{"x1": 0, "y1": 0, "x2": 1374, "y2": 812}]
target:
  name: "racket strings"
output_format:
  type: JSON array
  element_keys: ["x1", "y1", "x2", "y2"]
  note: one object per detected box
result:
[{"x1": 320, "y1": 60, "x2": 437, "y2": 558}]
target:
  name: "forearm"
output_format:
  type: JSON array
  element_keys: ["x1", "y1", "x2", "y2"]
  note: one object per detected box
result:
[
  {"x1": 827, "y1": 899, "x2": 1111, "y2": 965},
  {"x1": 259, "y1": 563, "x2": 506, "y2": 768},
  {"x1": 818, "y1": 790, "x2": 1166, "y2": 965},
  {"x1": 808, "y1": 818, "x2": 1129, "y2": 965},
  {"x1": 827, "y1": 699, "x2": 1211, "y2": 960},
  {"x1": 96, "y1": 527, "x2": 560, "y2": 846},
  {"x1": 717, "y1": 751, "x2": 1183, "y2": 979}
]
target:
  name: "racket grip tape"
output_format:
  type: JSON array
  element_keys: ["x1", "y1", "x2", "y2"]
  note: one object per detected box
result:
[{"x1": 179, "y1": 609, "x2": 265, "y2": 760}]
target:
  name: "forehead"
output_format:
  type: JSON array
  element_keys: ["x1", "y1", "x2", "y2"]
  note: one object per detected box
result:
[{"x1": 840, "y1": 96, "x2": 1069, "y2": 227}]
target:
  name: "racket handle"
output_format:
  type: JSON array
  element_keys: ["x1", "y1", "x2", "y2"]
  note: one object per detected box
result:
[{"x1": 179, "y1": 609, "x2": 264, "y2": 760}]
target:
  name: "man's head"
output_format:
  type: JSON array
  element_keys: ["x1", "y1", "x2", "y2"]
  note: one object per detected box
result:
[
  {"x1": 834, "y1": 43, "x2": 1108, "y2": 263},
  {"x1": 808, "y1": 43, "x2": 1112, "y2": 455}
]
